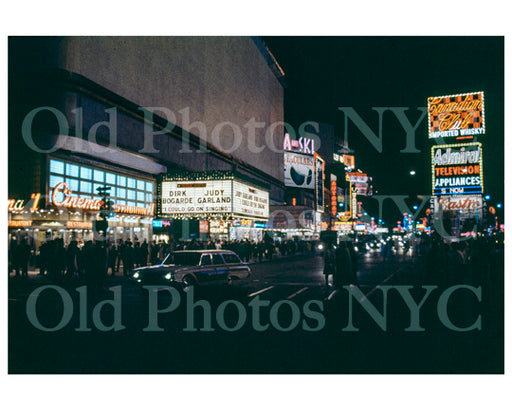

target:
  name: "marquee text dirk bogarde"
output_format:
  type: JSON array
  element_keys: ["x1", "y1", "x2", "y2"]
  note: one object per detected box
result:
[{"x1": 25, "y1": 285, "x2": 482, "y2": 333}]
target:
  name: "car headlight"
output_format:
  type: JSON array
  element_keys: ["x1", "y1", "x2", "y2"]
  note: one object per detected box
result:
[
  {"x1": 164, "y1": 273, "x2": 172, "y2": 280},
  {"x1": 132, "y1": 272, "x2": 140, "y2": 279}
]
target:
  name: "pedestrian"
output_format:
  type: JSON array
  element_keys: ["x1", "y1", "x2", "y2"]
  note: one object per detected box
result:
[
  {"x1": 123, "y1": 240, "x2": 134, "y2": 276},
  {"x1": 16, "y1": 238, "x2": 31, "y2": 277},
  {"x1": 107, "y1": 241, "x2": 118, "y2": 276},
  {"x1": 334, "y1": 241, "x2": 354, "y2": 287},
  {"x1": 65, "y1": 240, "x2": 80, "y2": 279},
  {"x1": 323, "y1": 241, "x2": 336, "y2": 287}
]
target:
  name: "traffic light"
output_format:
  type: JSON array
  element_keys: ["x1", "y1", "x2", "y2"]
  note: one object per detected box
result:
[{"x1": 95, "y1": 186, "x2": 114, "y2": 237}]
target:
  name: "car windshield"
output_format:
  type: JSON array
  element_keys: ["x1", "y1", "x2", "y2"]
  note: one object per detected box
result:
[{"x1": 162, "y1": 252, "x2": 201, "y2": 266}]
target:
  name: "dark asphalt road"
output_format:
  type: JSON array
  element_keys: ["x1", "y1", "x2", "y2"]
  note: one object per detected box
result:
[{"x1": 8, "y1": 249, "x2": 503, "y2": 373}]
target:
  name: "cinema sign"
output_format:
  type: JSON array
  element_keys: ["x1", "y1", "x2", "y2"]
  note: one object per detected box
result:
[{"x1": 431, "y1": 142, "x2": 483, "y2": 196}]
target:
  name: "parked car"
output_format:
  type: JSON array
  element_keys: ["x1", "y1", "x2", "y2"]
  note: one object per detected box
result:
[{"x1": 128, "y1": 249, "x2": 251, "y2": 287}]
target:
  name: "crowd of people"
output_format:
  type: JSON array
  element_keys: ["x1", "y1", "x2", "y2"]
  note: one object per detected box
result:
[{"x1": 8, "y1": 236, "x2": 317, "y2": 282}]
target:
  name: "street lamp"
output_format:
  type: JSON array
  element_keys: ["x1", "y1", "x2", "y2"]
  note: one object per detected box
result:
[
  {"x1": 413, "y1": 205, "x2": 418, "y2": 210},
  {"x1": 485, "y1": 195, "x2": 491, "y2": 200},
  {"x1": 497, "y1": 203, "x2": 502, "y2": 209},
  {"x1": 409, "y1": 170, "x2": 416, "y2": 176}
]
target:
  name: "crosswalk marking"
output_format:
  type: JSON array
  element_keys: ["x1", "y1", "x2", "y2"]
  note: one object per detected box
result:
[
  {"x1": 248, "y1": 286, "x2": 274, "y2": 298},
  {"x1": 287, "y1": 287, "x2": 309, "y2": 300}
]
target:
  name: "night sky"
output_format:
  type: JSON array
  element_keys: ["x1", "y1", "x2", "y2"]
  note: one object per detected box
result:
[{"x1": 264, "y1": 36, "x2": 504, "y2": 225}]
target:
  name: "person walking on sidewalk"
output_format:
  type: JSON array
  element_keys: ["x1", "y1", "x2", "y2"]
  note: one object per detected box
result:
[{"x1": 323, "y1": 242, "x2": 336, "y2": 287}]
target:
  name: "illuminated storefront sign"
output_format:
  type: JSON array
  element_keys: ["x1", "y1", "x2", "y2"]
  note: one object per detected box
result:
[
  {"x1": 52, "y1": 182, "x2": 154, "y2": 215},
  {"x1": 431, "y1": 143, "x2": 483, "y2": 195},
  {"x1": 315, "y1": 154, "x2": 324, "y2": 213},
  {"x1": 330, "y1": 175, "x2": 337, "y2": 217},
  {"x1": 283, "y1": 132, "x2": 315, "y2": 154},
  {"x1": 153, "y1": 219, "x2": 171, "y2": 228},
  {"x1": 284, "y1": 152, "x2": 315, "y2": 189},
  {"x1": 428, "y1": 92, "x2": 485, "y2": 139},
  {"x1": 209, "y1": 220, "x2": 229, "y2": 235},
  {"x1": 434, "y1": 195, "x2": 483, "y2": 212},
  {"x1": 232, "y1": 181, "x2": 269, "y2": 219},
  {"x1": 8, "y1": 220, "x2": 33, "y2": 227},
  {"x1": 333, "y1": 153, "x2": 355, "y2": 170},
  {"x1": 199, "y1": 220, "x2": 209, "y2": 233},
  {"x1": 8, "y1": 193, "x2": 41, "y2": 212},
  {"x1": 66, "y1": 221, "x2": 93, "y2": 229},
  {"x1": 160, "y1": 178, "x2": 269, "y2": 220}
]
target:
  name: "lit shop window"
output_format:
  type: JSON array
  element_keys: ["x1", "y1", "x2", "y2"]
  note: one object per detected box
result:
[
  {"x1": 117, "y1": 200, "x2": 126, "y2": 205},
  {"x1": 127, "y1": 190, "x2": 136, "y2": 200},
  {"x1": 137, "y1": 180, "x2": 145, "y2": 190},
  {"x1": 146, "y1": 182, "x2": 154, "y2": 192},
  {"x1": 118, "y1": 175, "x2": 126, "y2": 186},
  {"x1": 137, "y1": 191, "x2": 145, "y2": 202},
  {"x1": 146, "y1": 193, "x2": 153, "y2": 202},
  {"x1": 50, "y1": 159, "x2": 65, "y2": 175},
  {"x1": 127, "y1": 201, "x2": 136, "y2": 207},
  {"x1": 127, "y1": 178, "x2": 136, "y2": 189}
]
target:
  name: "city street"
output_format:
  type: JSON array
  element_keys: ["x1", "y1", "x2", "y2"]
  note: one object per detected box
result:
[{"x1": 8, "y1": 248, "x2": 503, "y2": 373}]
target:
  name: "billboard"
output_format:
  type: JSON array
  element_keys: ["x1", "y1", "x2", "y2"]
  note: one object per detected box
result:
[
  {"x1": 284, "y1": 152, "x2": 315, "y2": 189},
  {"x1": 160, "y1": 180, "x2": 232, "y2": 215},
  {"x1": 431, "y1": 142, "x2": 483, "y2": 196},
  {"x1": 160, "y1": 179, "x2": 269, "y2": 219},
  {"x1": 232, "y1": 181, "x2": 269, "y2": 219},
  {"x1": 346, "y1": 172, "x2": 372, "y2": 196},
  {"x1": 315, "y1": 155, "x2": 324, "y2": 213},
  {"x1": 434, "y1": 195, "x2": 483, "y2": 212},
  {"x1": 427, "y1": 92, "x2": 485, "y2": 139}
]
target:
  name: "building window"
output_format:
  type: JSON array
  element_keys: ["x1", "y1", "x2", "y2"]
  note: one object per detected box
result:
[
  {"x1": 49, "y1": 159, "x2": 65, "y2": 175},
  {"x1": 80, "y1": 181, "x2": 92, "y2": 194},
  {"x1": 80, "y1": 166, "x2": 92, "y2": 180},
  {"x1": 93, "y1": 170, "x2": 104, "y2": 182},
  {"x1": 105, "y1": 172, "x2": 116, "y2": 185},
  {"x1": 66, "y1": 163, "x2": 80, "y2": 178},
  {"x1": 66, "y1": 178, "x2": 79, "y2": 192},
  {"x1": 48, "y1": 158, "x2": 155, "y2": 211},
  {"x1": 117, "y1": 187, "x2": 126, "y2": 199}
]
